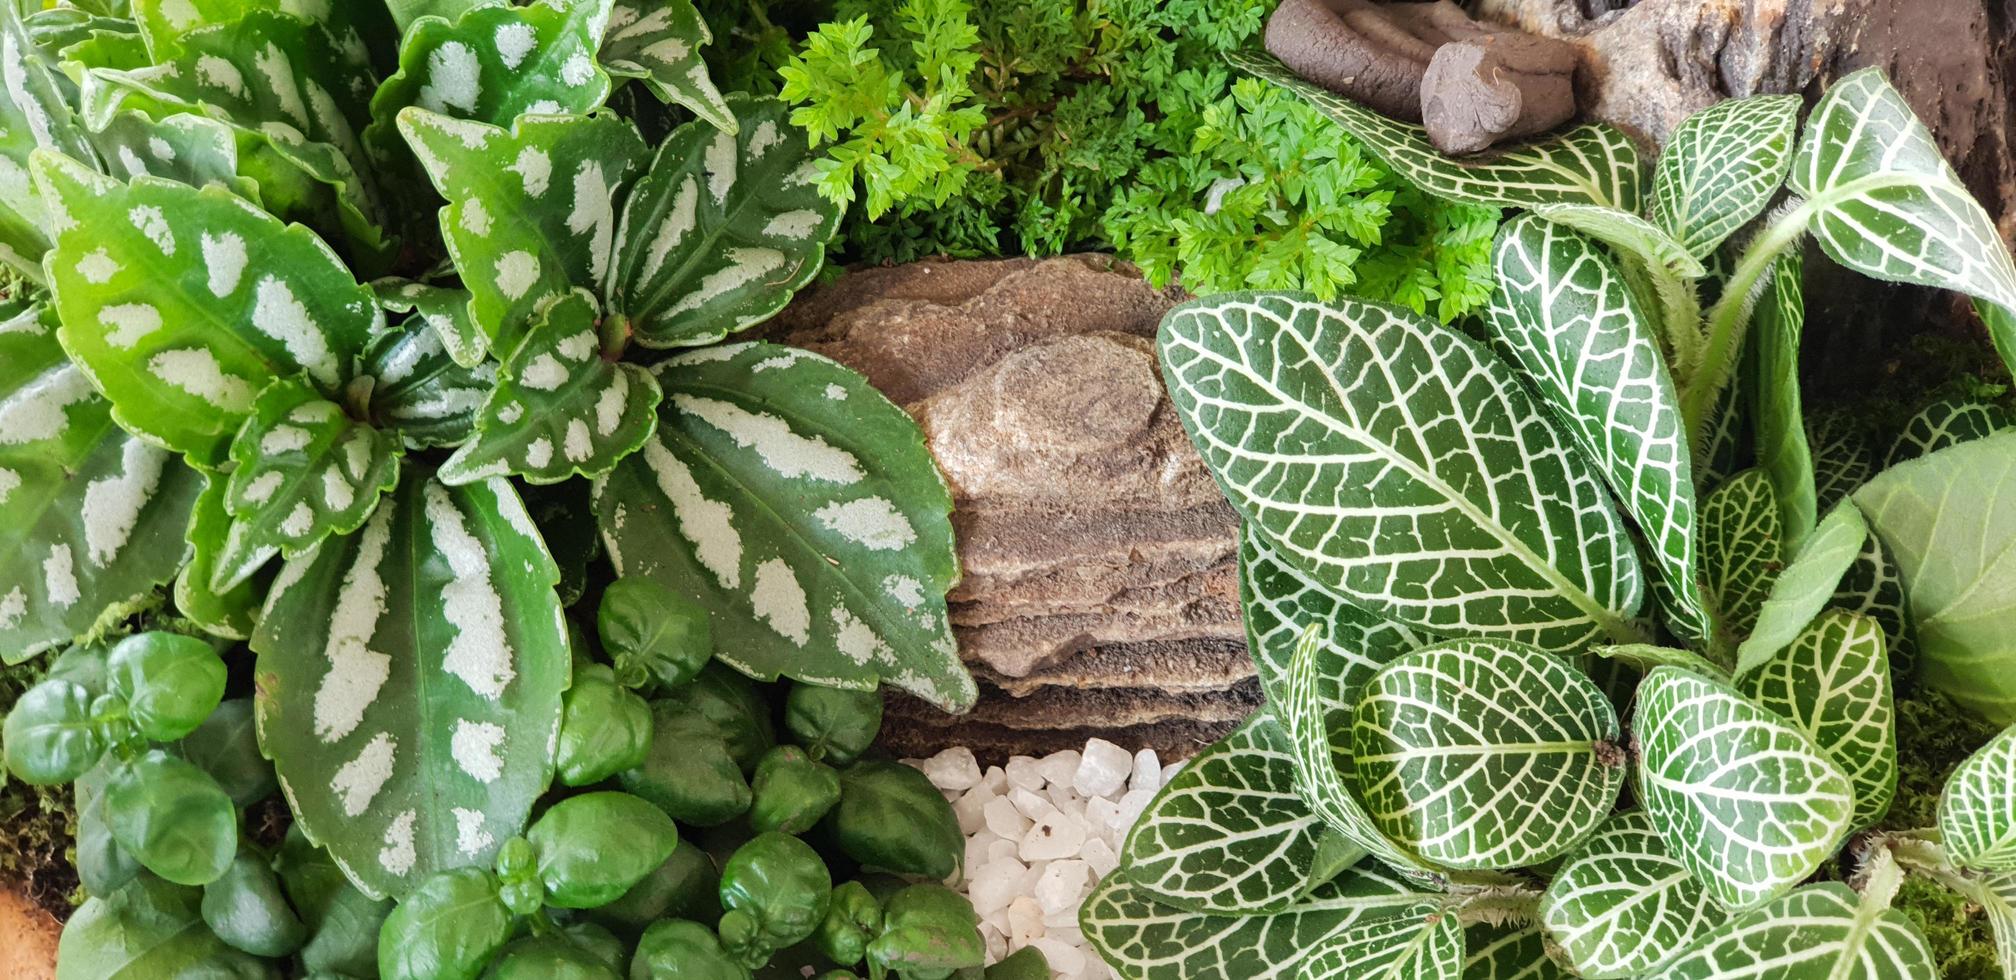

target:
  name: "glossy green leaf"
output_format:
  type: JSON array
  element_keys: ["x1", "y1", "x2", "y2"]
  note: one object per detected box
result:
[
  {"x1": 1699, "y1": 469, "x2": 1781, "y2": 643},
  {"x1": 253, "y1": 471, "x2": 570, "y2": 899},
  {"x1": 276, "y1": 826, "x2": 394, "y2": 978},
  {"x1": 528, "y1": 791, "x2": 679, "y2": 908},
  {"x1": 177, "y1": 698, "x2": 278, "y2": 808},
  {"x1": 175, "y1": 470, "x2": 263, "y2": 640},
  {"x1": 600, "y1": 0, "x2": 732, "y2": 131},
  {"x1": 1634, "y1": 666, "x2": 1853, "y2": 910},
  {"x1": 596, "y1": 340, "x2": 972, "y2": 711},
  {"x1": 1740, "y1": 610, "x2": 1897, "y2": 831},
  {"x1": 1649, "y1": 94, "x2": 1800, "y2": 260},
  {"x1": 1885, "y1": 391, "x2": 2011, "y2": 468},
  {"x1": 1461, "y1": 922, "x2": 1572, "y2": 980},
  {"x1": 1529, "y1": 203, "x2": 1704, "y2": 278},
  {"x1": 371, "y1": 0, "x2": 614, "y2": 136},
  {"x1": 75, "y1": 760, "x2": 141, "y2": 897},
  {"x1": 1591, "y1": 643, "x2": 1729, "y2": 679},
  {"x1": 1238, "y1": 524, "x2": 1430, "y2": 713},
  {"x1": 375, "y1": 278, "x2": 487, "y2": 369},
  {"x1": 1300, "y1": 901, "x2": 1460, "y2": 980},
  {"x1": 1656, "y1": 883, "x2": 1934, "y2": 979},
  {"x1": 596, "y1": 575, "x2": 710, "y2": 691},
  {"x1": 1161, "y1": 292, "x2": 1644, "y2": 650},
  {"x1": 107, "y1": 631, "x2": 227, "y2": 743},
  {"x1": 1, "y1": 678, "x2": 103, "y2": 784},
  {"x1": 1538, "y1": 810, "x2": 1724, "y2": 979},
  {"x1": 377, "y1": 867, "x2": 521, "y2": 980},
  {"x1": 363, "y1": 309, "x2": 499, "y2": 450},
  {"x1": 1732, "y1": 500, "x2": 1866, "y2": 676},
  {"x1": 1808, "y1": 409, "x2": 1874, "y2": 512},
  {"x1": 1750, "y1": 251, "x2": 1815, "y2": 543},
  {"x1": 57, "y1": 875, "x2": 270, "y2": 980},
  {"x1": 1939, "y1": 722, "x2": 2016, "y2": 870},
  {"x1": 203, "y1": 846, "x2": 308, "y2": 958},
  {"x1": 105, "y1": 749, "x2": 239, "y2": 886}
]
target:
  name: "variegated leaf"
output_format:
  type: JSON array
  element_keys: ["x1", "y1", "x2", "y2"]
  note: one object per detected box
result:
[
  {"x1": 1230, "y1": 51, "x2": 1642, "y2": 211},
  {"x1": 1885, "y1": 391, "x2": 2011, "y2": 468},
  {"x1": 1697, "y1": 372, "x2": 1745, "y2": 492},
  {"x1": 1538, "y1": 810, "x2": 1725, "y2": 979},
  {"x1": 173, "y1": 469, "x2": 261, "y2": 641},
  {"x1": 594, "y1": 341, "x2": 974, "y2": 711},
  {"x1": 439, "y1": 289, "x2": 659, "y2": 485},
  {"x1": 33, "y1": 149, "x2": 380, "y2": 463},
  {"x1": 0, "y1": 5, "x2": 67, "y2": 282},
  {"x1": 1461, "y1": 923, "x2": 1571, "y2": 980},
  {"x1": 1485, "y1": 213, "x2": 1705, "y2": 633},
  {"x1": 0, "y1": 303, "x2": 202, "y2": 663},
  {"x1": 600, "y1": 0, "x2": 732, "y2": 132},
  {"x1": 1732, "y1": 500, "x2": 1865, "y2": 676},
  {"x1": 253, "y1": 470, "x2": 569, "y2": 899},
  {"x1": 1159, "y1": 292, "x2": 1645, "y2": 652},
  {"x1": 1529, "y1": 203, "x2": 1703, "y2": 278},
  {"x1": 1749, "y1": 252, "x2": 1816, "y2": 548},
  {"x1": 1808, "y1": 408, "x2": 1874, "y2": 512},
  {"x1": 214, "y1": 379, "x2": 402, "y2": 591},
  {"x1": 369, "y1": 0, "x2": 614, "y2": 140},
  {"x1": 1831, "y1": 528, "x2": 1915, "y2": 674},
  {"x1": 0, "y1": 3, "x2": 97, "y2": 169},
  {"x1": 1649, "y1": 94, "x2": 1800, "y2": 260},
  {"x1": 131, "y1": 0, "x2": 392, "y2": 61},
  {"x1": 1592, "y1": 643, "x2": 1729, "y2": 679},
  {"x1": 1301, "y1": 901, "x2": 1461, "y2": 980},
  {"x1": 1699, "y1": 469, "x2": 1781, "y2": 645},
  {"x1": 373, "y1": 278, "x2": 486, "y2": 369},
  {"x1": 1238, "y1": 524, "x2": 1430, "y2": 713},
  {"x1": 1121, "y1": 713, "x2": 1332, "y2": 914},
  {"x1": 399, "y1": 107, "x2": 647, "y2": 352},
  {"x1": 386, "y1": 0, "x2": 498, "y2": 33},
  {"x1": 1939, "y1": 723, "x2": 2016, "y2": 870},
  {"x1": 1741, "y1": 610, "x2": 1897, "y2": 831},
  {"x1": 1634, "y1": 666, "x2": 1854, "y2": 910},
  {"x1": 363, "y1": 308, "x2": 497, "y2": 450},
  {"x1": 1656, "y1": 884, "x2": 1935, "y2": 979},
  {"x1": 1854, "y1": 431, "x2": 2016, "y2": 723},
  {"x1": 610, "y1": 95, "x2": 839, "y2": 347},
  {"x1": 1352, "y1": 640, "x2": 1625, "y2": 869},
  {"x1": 1079, "y1": 860, "x2": 1429, "y2": 980}
]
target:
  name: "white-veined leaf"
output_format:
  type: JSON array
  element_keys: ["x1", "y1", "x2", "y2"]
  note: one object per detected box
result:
[
  {"x1": 1351, "y1": 640, "x2": 1625, "y2": 869},
  {"x1": 1634, "y1": 666, "x2": 1853, "y2": 910},
  {"x1": 1649, "y1": 94, "x2": 1800, "y2": 260},
  {"x1": 1528, "y1": 203, "x2": 1704, "y2": 278},
  {"x1": 1300, "y1": 901, "x2": 1461, "y2": 980},
  {"x1": 1461, "y1": 923, "x2": 1571, "y2": 980},
  {"x1": 1885, "y1": 391, "x2": 2011, "y2": 468},
  {"x1": 1751, "y1": 251, "x2": 1815, "y2": 543},
  {"x1": 363, "y1": 308, "x2": 498, "y2": 450},
  {"x1": 1656, "y1": 883, "x2": 1935, "y2": 979},
  {"x1": 1831, "y1": 527, "x2": 1915, "y2": 674},
  {"x1": 593, "y1": 341, "x2": 974, "y2": 711},
  {"x1": 600, "y1": 0, "x2": 732, "y2": 132},
  {"x1": 1740, "y1": 610, "x2": 1897, "y2": 831},
  {"x1": 1591, "y1": 643, "x2": 1729, "y2": 679},
  {"x1": 1159, "y1": 292, "x2": 1645, "y2": 651},
  {"x1": 1809, "y1": 409, "x2": 1874, "y2": 512},
  {"x1": 1939, "y1": 723, "x2": 2016, "y2": 870},
  {"x1": 1699, "y1": 469, "x2": 1781, "y2": 645},
  {"x1": 1537, "y1": 810, "x2": 1725, "y2": 979},
  {"x1": 373, "y1": 278, "x2": 486, "y2": 369},
  {"x1": 369, "y1": 0, "x2": 614, "y2": 141},
  {"x1": 1732, "y1": 500, "x2": 1866, "y2": 676},
  {"x1": 1238, "y1": 524, "x2": 1431, "y2": 712}
]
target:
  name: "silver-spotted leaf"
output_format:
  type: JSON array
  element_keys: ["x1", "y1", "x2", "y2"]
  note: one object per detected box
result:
[
  {"x1": 1649, "y1": 94, "x2": 1800, "y2": 260},
  {"x1": 594, "y1": 341, "x2": 973, "y2": 711},
  {"x1": 1238, "y1": 524, "x2": 1431, "y2": 713},
  {"x1": 374, "y1": 278, "x2": 486, "y2": 369},
  {"x1": 1657, "y1": 883, "x2": 1935, "y2": 979},
  {"x1": 131, "y1": 0, "x2": 391, "y2": 60},
  {"x1": 1886, "y1": 392, "x2": 2011, "y2": 468},
  {"x1": 253, "y1": 471, "x2": 569, "y2": 899},
  {"x1": 600, "y1": 0, "x2": 732, "y2": 132},
  {"x1": 1699, "y1": 469, "x2": 1781, "y2": 645},
  {"x1": 363, "y1": 310, "x2": 498, "y2": 450},
  {"x1": 173, "y1": 469, "x2": 262, "y2": 641},
  {"x1": 1732, "y1": 500, "x2": 1866, "y2": 676},
  {"x1": 1751, "y1": 250, "x2": 1815, "y2": 544},
  {"x1": 369, "y1": 0, "x2": 614, "y2": 137},
  {"x1": 1938, "y1": 723, "x2": 2016, "y2": 870},
  {"x1": 1300, "y1": 901, "x2": 1461, "y2": 980},
  {"x1": 1538, "y1": 810, "x2": 1725, "y2": 978},
  {"x1": 1740, "y1": 609, "x2": 1897, "y2": 831}
]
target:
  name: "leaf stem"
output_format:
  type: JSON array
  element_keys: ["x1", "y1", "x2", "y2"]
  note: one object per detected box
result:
[{"x1": 1680, "y1": 202, "x2": 1814, "y2": 445}]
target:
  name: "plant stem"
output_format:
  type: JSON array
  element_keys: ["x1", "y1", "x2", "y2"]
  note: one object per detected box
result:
[{"x1": 1679, "y1": 202, "x2": 1814, "y2": 445}]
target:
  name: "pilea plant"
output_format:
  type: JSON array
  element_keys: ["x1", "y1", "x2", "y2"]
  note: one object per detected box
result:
[{"x1": 1084, "y1": 52, "x2": 2016, "y2": 979}]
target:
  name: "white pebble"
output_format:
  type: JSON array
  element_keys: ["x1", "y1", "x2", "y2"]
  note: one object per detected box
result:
[
  {"x1": 980, "y1": 922, "x2": 1007, "y2": 963},
  {"x1": 1021, "y1": 810, "x2": 1086, "y2": 862},
  {"x1": 964, "y1": 829, "x2": 1002, "y2": 875},
  {"x1": 1036, "y1": 749, "x2": 1081, "y2": 788},
  {"x1": 1074, "y1": 739, "x2": 1133, "y2": 798},
  {"x1": 953, "y1": 785, "x2": 994, "y2": 834},
  {"x1": 1130, "y1": 748, "x2": 1163, "y2": 794},
  {"x1": 1030, "y1": 937, "x2": 1087, "y2": 976},
  {"x1": 1084, "y1": 797, "x2": 1123, "y2": 842},
  {"x1": 1034, "y1": 859, "x2": 1090, "y2": 915},
  {"x1": 1010, "y1": 788, "x2": 1055, "y2": 823},
  {"x1": 1006, "y1": 896, "x2": 1045, "y2": 948},
  {"x1": 983, "y1": 796, "x2": 1030, "y2": 840},
  {"x1": 1161, "y1": 760, "x2": 1185, "y2": 786},
  {"x1": 968, "y1": 857, "x2": 1027, "y2": 918},
  {"x1": 922, "y1": 746, "x2": 982, "y2": 792},
  {"x1": 1114, "y1": 788, "x2": 1155, "y2": 831},
  {"x1": 1080, "y1": 836, "x2": 1119, "y2": 878},
  {"x1": 980, "y1": 765, "x2": 1008, "y2": 795},
  {"x1": 986, "y1": 838, "x2": 1021, "y2": 864},
  {"x1": 1005, "y1": 756, "x2": 1045, "y2": 791}
]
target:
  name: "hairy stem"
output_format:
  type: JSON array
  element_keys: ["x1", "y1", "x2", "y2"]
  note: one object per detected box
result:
[{"x1": 1679, "y1": 202, "x2": 1813, "y2": 445}]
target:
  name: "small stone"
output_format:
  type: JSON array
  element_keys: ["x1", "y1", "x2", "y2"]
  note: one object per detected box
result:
[
  {"x1": 987, "y1": 838, "x2": 1021, "y2": 864},
  {"x1": 1074, "y1": 739, "x2": 1133, "y2": 798},
  {"x1": 1034, "y1": 859, "x2": 1091, "y2": 915},
  {"x1": 1021, "y1": 809, "x2": 1087, "y2": 862},
  {"x1": 1085, "y1": 797, "x2": 1123, "y2": 838},
  {"x1": 953, "y1": 785, "x2": 994, "y2": 834},
  {"x1": 1010, "y1": 788, "x2": 1056, "y2": 823},
  {"x1": 1080, "y1": 836, "x2": 1119, "y2": 878},
  {"x1": 1036, "y1": 749, "x2": 1081, "y2": 788},
  {"x1": 964, "y1": 828, "x2": 1002, "y2": 874},
  {"x1": 1046, "y1": 781, "x2": 1084, "y2": 813},
  {"x1": 969, "y1": 857, "x2": 1027, "y2": 918},
  {"x1": 1006, "y1": 896, "x2": 1045, "y2": 948},
  {"x1": 1114, "y1": 788, "x2": 1155, "y2": 830},
  {"x1": 981, "y1": 765, "x2": 1009, "y2": 795},
  {"x1": 1005, "y1": 756, "x2": 1045, "y2": 791},
  {"x1": 1130, "y1": 748, "x2": 1163, "y2": 794},
  {"x1": 921, "y1": 746, "x2": 983, "y2": 791},
  {"x1": 979, "y1": 922, "x2": 1007, "y2": 963},
  {"x1": 1082, "y1": 953, "x2": 1114, "y2": 980},
  {"x1": 984, "y1": 796, "x2": 1031, "y2": 839},
  {"x1": 1030, "y1": 937, "x2": 1086, "y2": 977},
  {"x1": 1161, "y1": 760, "x2": 1185, "y2": 786}
]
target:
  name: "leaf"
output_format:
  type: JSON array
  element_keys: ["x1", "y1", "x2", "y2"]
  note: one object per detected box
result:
[
  {"x1": 1528, "y1": 203, "x2": 1704, "y2": 278},
  {"x1": 1634, "y1": 666, "x2": 1854, "y2": 910},
  {"x1": 1750, "y1": 251, "x2": 1815, "y2": 543},
  {"x1": 1237, "y1": 524, "x2": 1430, "y2": 714},
  {"x1": 1120, "y1": 713, "x2": 1332, "y2": 915},
  {"x1": 399, "y1": 107, "x2": 648, "y2": 352},
  {"x1": 1809, "y1": 409, "x2": 1874, "y2": 512},
  {"x1": 174, "y1": 469, "x2": 263, "y2": 640},
  {"x1": 1649, "y1": 94, "x2": 1801, "y2": 260},
  {"x1": 57, "y1": 875, "x2": 269, "y2": 980},
  {"x1": 33, "y1": 149, "x2": 380, "y2": 462},
  {"x1": 1537, "y1": 811, "x2": 1726, "y2": 979},
  {"x1": 594, "y1": 340, "x2": 974, "y2": 711},
  {"x1": 1300, "y1": 902, "x2": 1461, "y2": 980},
  {"x1": 1351, "y1": 640, "x2": 1625, "y2": 869},
  {"x1": 600, "y1": 0, "x2": 733, "y2": 132},
  {"x1": 1741, "y1": 610, "x2": 1897, "y2": 832},
  {"x1": 1885, "y1": 391, "x2": 2012, "y2": 468},
  {"x1": 369, "y1": 0, "x2": 614, "y2": 137},
  {"x1": 1854, "y1": 431, "x2": 2016, "y2": 723},
  {"x1": 1461, "y1": 923, "x2": 1573, "y2": 980},
  {"x1": 386, "y1": 0, "x2": 499, "y2": 34},
  {"x1": 440, "y1": 290, "x2": 658, "y2": 485},
  {"x1": 1732, "y1": 500, "x2": 1866, "y2": 676},
  {"x1": 252, "y1": 470, "x2": 570, "y2": 899},
  {"x1": 1699, "y1": 469, "x2": 1781, "y2": 642},
  {"x1": 1831, "y1": 528, "x2": 1915, "y2": 674},
  {"x1": 1939, "y1": 723, "x2": 2016, "y2": 870},
  {"x1": 213, "y1": 379, "x2": 402, "y2": 591},
  {"x1": 1159, "y1": 292, "x2": 1645, "y2": 651},
  {"x1": 131, "y1": 0, "x2": 392, "y2": 61},
  {"x1": 363, "y1": 310, "x2": 499, "y2": 450},
  {"x1": 0, "y1": 304, "x2": 202, "y2": 663},
  {"x1": 1230, "y1": 50, "x2": 1643, "y2": 211},
  {"x1": 104, "y1": 749, "x2": 238, "y2": 886},
  {"x1": 1483, "y1": 213, "x2": 1705, "y2": 632},
  {"x1": 1656, "y1": 883, "x2": 1935, "y2": 979},
  {"x1": 1591, "y1": 643, "x2": 1729, "y2": 679},
  {"x1": 611, "y1": 95, "x2": 840, "y2": 347},
  {"x1": 374, "y1": 278, "x2": 487, "y2": 369},
  {"x1": 1790, "y1": 68, "x2": 2016, "y2": 317},
  {"x1": 1078, "y1": 859, "x2": 1430, "y2": 980}
]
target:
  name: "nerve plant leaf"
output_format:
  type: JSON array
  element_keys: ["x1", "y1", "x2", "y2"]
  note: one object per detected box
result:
[
  {"x1": 1648, "y1": 94, "x2": 1800, "y2": 260},
  {"x1": 1461, "y1": 923, "x2": 1572, "y2": 980},
  {"x1": 600, "y1": 0, "x2": 733, "y2": 132},
  {"x1": 253, "y1": 471, "x2": 569, "y2": 899},
  {"x1": 1885, "y1": 391, "x2": 2012, "y2": 468},
  {"x1": 1527, "y1": 203, "x2": 1703, "y2": 278},
  {"x1": 1699, "y1": 469, "x2": 1781, "y2": 642},
  {"x1": 1238, "y1": 525, "x2": 1430, "y2": 714},
  {"x1": 1938, "y1": 723, "x2": 2016, "y2": 871},
  {"x1": 1732, "y1": 500, "x2": 1865, "y2": 676},
  {"x1": 1538, "y1": 811, "x2": 1726, "y2": 979},
  {"x1": 1809, "y1": 409, "x2": 1875, "y2": 512},
  {"x1": 1634, "y1": 666, "x2": 1853, "y2": 910},
  {"x1": 1739, "y1": 610, "x2": 1897, "y2": 831},
  {"x1": 1299, "y1": 901, "x2": 1460, "y2": 980},
  {"x1": 1751, "y1": 251, "x2": 1815, "y2": 543},
  {"x1": 1351, "y1": 640, "x2": 1625, "y2": 869},
  {"x1": 1655, "y1": 883, "x2": 1935, "y2": 979},
  {"x1": 1159, "y1": 292, "x2": 1645, "y2": 651},
  {"x1": 1831, "y1": 528, "x2": 1915, "y2": 673},
  {"x1": 369, "y1": 0, "x2": 615, "y2": 138},
  {"x1": 594, "y1": 341, "x2": 974, "y2": 712}
]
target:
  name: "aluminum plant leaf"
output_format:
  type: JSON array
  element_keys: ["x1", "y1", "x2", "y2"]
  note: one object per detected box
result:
[
  {"x1": 1634, "y1": 666, "x2": 1854, "y2": 910},
  {"x1": 609, "y1": 95, "x2": 840, "y2": 347},
  {"x1": 1885, "y1": 391, "x2": 2011, "y2": 467},
  {"x1": 369, "y1": 0, "x2": 614, "y2": 141},
  {"x1": 1484, "y1": 213, "x2": 1705, "y2": 633},
  {"x1": 0, "y1": 303, "x2": 202, "y2": 663},
  {"x1": 440, "y1": 290, "x2": 658, "y2": 485},
  {"x1": 398, "y1": 107, "x2": 648, "y2": 353},
  {"x1": 1699, "y1": 469, "x2": 1781, "y2": 643},
  {"x1": 1300, "y1": 901, "x2": 1461, "y2": 980},
  {"x1": 1751, "y1": 251, "x2": 1816, "y2": 543},
  {"x1": 1732, "y1": 500, "x2": 1866, "y2": 676},
  {"x1": 253, "y1": 471, "x2": 569, "y2": 900},
  {"x1": 1938, "y1": 723, "x2": 2016, "y2": 870},
  {"x1": 1831, "y1": 528, "x2": 1915, "y2": 673},
  {"x1": 1537, "y1": 810, "x2": 1725, "y2": 979},
  {"x1": 0, "y1": 3, "x2": 97, "y2": 171},
  {"x1": 1808, "y1": 409, "x2": 1874, "y2": 512},
  {"x1": 594, "y1": 340, "x2": 974, "y2": 711},
  {"x1": 1351, "y1": 640, "x2": 1625, "y2": 869},
  {"x1": 1854, "y1": 431, "x2": 2016, "y2": 723},
  {"x1": 363, "y1": 309, "x2": 498, "y2": 450},
  {"x1": 174, "y1": 470, "x2": 261, "y2": 641},
  {"x1": 374, "y1": 278, "x2": 487, "y2": 369},
  {"x1": 1159, "y1": 292, "x2": 1645, "y2": 651},
  {"x1": 1238, "y1": 524, "x2": 1431, "y2": 713},
  {"x1": 1656, "y1": 883, "x2": 1935, "y2": 979},
  {"x1": 599, "y1": 0, "x2": 733, "y2": 133},
  {"x1": 213, "y1": 379, "x2": 403, "y2": 592},
  {"x1": 1649, "y1": 94, "x2": 1801, "y2": 260},
  {"x1": 130, "y1": 0, "x2": 391, "y2": 60},
  {"x1": 1229, "y1": 50, "x2": 1642, "y2": 211},
  {"x1": 1120, "y1": 713, "x2": 1333, "y2": 914},
  {"x1": 1790, "y1": 68, "x2": 2016, "y2": 318},
  {"x1": 1461, "y1": 923, "x2": 1572, "y2": 980},
  {"x1": 1740, "y1": 610, "x2": 1897, "y2": 831},
  {"x1": 32, "y1": 150, "x2": 380, "y2": 463},
  {"x1": 1078, "y1": 859, "x2": 1429, "y2": 980},
  {"x1": 1528, "y1": 203, "x2": 1704, "y2": 278}
]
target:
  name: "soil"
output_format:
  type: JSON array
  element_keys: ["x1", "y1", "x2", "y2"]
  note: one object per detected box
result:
[{"x1": 0, "y1": 887, "x2": 57, "y2": 980}]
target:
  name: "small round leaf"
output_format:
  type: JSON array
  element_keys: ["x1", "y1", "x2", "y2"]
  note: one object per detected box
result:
[
  {"x1": 2, "y1": 678, "x2": 105, "y2": 784},
  {"x1": 104, "y1": 749, "x2": 239, "y2": 886},
  {"x1": 527, "y1": 792, "x2": 680, "y2": 909},
  {"x1": 597, "y1": 576, "x2": 712, "y2": 691},
  {"x1": 107, "y1": 632, "x2": 227, "y2": 742}
]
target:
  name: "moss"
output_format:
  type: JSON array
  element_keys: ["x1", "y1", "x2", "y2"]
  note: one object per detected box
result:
[
  {"x1": 0, "y1": 658, "x2": 80, "y2": 918},
  {"x1": 1886, "y1": 687, "x2": 2007, "y2": 831},
  {"x1": 1893, "y1": 877, "x2": 2005, "y2": 980}
]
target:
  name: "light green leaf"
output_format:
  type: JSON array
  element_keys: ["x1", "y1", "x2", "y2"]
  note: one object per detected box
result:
[
  {"x1": 1854, "y1": 431, "x2": 2016, "y2": 723},
  {"x1": 1538, "y1": 810, "x2": 1725, "y2": 979},
  {"x1": 1740, "y1": 610, "x2": 1897, "y2": 831},
  {"x1": 1238, "y1": 524, "x2": 1430, "y2": 714},
  {"x1": 439, "y1": 289, "x2": 659, "y2": 485},
  {"x1": 1301, "y1": 901, "x2": 1460, "y2": 980},
  {"x1": 1831, "y1": 528, "x2": 1915, "y2": 674},
  {"x1": 1461, "y1": 923, "x2": 1572, "y2": 980},
  {"x1": 253, "y1": 470, "x2": 570, "y2": 899},
  {"x1": 1649, "y1": 94, "x2": 1800, "y2": 260},
  {"x1": 369, "y1": 0, "x2": 614, "y2": 138},
  {"x1": 33, "y1": 150, "x2": 380, "y2": 462},
  {"x1": 1732, "y1": 500, "x2": 1866, "y2": 676},
  {"x1": 1634, "y1": 666, "x2": 1853, "y2": 910},
  {"x1": 174, "y1": 469, "x2": 263, "y2": 641},
  {"x1": 363, "y1": 310, "x2": 498, "y2": 450},
  {"x1": 1352, "y1": 640, "x2": 1625, "y2": 869},
  {"x1": 57, "y1": 875, "x2": 269, "y2": 980},
  {"x1": 374, "y1": 278, "x2": 486, "y2": 369},
  {"x1": 600, "y1": 0, "x2": 732, "y2": 132},
  {"x1": 1121, "y1": 713, "x2": 1333, "y2": 915},
  {"x1": 1529, "y1": 203, "x2": 1704, "y2": 278},
  {"x1": 611, "y1": 95, "x2": 839, "y2": 347},
  {"x1": 1699, "y1": 469, "x2": 1781, "y2": 643},
  {"x1": 1159, "y1": 292, "x2": 1645, "y2": 651},
  {"x1": 386, "y1": 0, "x2": 500, "y2": 34},
  {"x1": 131, "y1": 0, "x2": 392, "y2": 60},
  {"x1": 1939, "y1": 723, "x2": 2016, "y2": 870},
  {"x1": 214, "y1": 378, "x2": 402, "y2": 591},
  {"x1": 0, "y1": 3, "x2": 97, "y2": 168},
  {"x1": 1484, "y1": 213, "x2": 1705, "y2": 633},
  {"x1": 1809, "y1": 409, "x2": 1874, "y2": 512},
  {"x1": 1983, "y1": 299, "x2": 2016, "y2": 383},
  {"x1": 1750, "y1": 250, "x2": 1815, "y2": 544},
  {"x1": 594, "y1": 340, "x2": 974, "y2": 711},
  {"x1": 1656, "y1": 883, "x2": 1935, "y2": 979},
  {"x1": 1886, "y1": 391, "x2": 2011, "y2": 468},
  {"x1": 1230, "y1": 51, "x2": 1643, "y2": 211},
  {"x1": 1591, "y1": 643, "x2": 1729, "y2": 679}
]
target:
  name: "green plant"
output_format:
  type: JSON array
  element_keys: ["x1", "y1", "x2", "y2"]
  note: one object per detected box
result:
[{"x1": 1087, "y1": 54, "x2": 2016, "y2": 978}]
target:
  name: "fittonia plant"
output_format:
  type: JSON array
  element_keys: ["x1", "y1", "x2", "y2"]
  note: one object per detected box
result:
[{"x1": 1085, "y1": 53, "x2": 2016, "y2": 979}]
